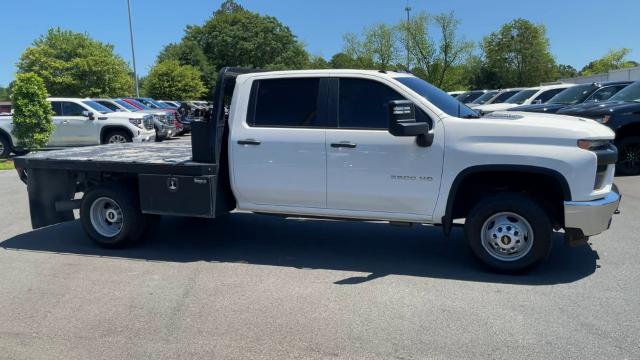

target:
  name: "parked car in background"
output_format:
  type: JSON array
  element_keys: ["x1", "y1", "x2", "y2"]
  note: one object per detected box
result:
[
  {"x1": 122, "y1": 98, "x2": 186, "y2": 135},
  {"x1": 130, "y1": 97, "x2": 190, "y2": 135},
  {"x1": 509, "y1": 81, "x2": 632, "y2": 114},
  {"x1": 0, "y1": 101, "x2": 11, "y2": 114},
  {"x1": 0, "y1": 97, "x2": 154, "y2": 158},
  {"x1": 467, "y1": 88, "x2": 524, "y2": 109},
  {"x1": 474, "y1": 84, "x2": 575, "y2": 115},
  {"x1": 557, "y1": 80, "x2": 640, "y2": 175},
  {"x1": 158, "y1": 100, "x2": 181, "y2": 108},
  {"x1": 456, "y1": 90, "x2": 490, "y2": 104},
  {"x1": 466, "y1": 90, "x2": 498, "y2": 106},
  {"x1": 93, "y1": 98, "x2": 176, "y2": 141}
]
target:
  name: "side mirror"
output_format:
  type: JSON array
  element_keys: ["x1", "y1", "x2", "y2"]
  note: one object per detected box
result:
[
  {"x1": 388, "y1": 100, "x2": 433, "y2": 147},
  {"x1": 82, "y1": 110, "x2": 95, "y2": 120}
]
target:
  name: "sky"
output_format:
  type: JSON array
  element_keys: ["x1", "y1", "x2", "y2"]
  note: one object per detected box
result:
[{"x1": 1, "y1": 0, "x2": 639, "y2": 87}]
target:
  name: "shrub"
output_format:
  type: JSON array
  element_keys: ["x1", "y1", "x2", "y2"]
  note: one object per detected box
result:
[{"x1": 11, "y1": 73, "x2": 53, "y2": 150}]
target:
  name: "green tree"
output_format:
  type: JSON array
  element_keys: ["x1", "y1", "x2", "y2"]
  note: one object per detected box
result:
[
  {"x1": 481, "y1": 19, "x2": 556, "y2": 87},
  {"x1": 143, "y1": 60, "x2": 207, "y2": 100},
  {"x1": 399, "y1": 12, "x2": 473, "y2": 89},
  {"x1": 555, "y1": 64, "x2": 578, "y2": 79},
  {"x1": 183, "y1": 0, "x2": 309, "y2": 72},
  {"x1": 11, "y1": 73, "x2": 54, "y2": 150},
  {"x1": 17, "y1": 28, "x2": 134, "y2": 97},
  {"x1": 0, "y1": 85, "x2": 9, "y2": 100},
  {"x1": 580, "y1": 48, "x2": 638, "y2": 76},
  {"x1": 157, "y1": 40, "x2": 215, "y2": 88},
  {"x1": 343, "y1": 23, "x2": 400, "y2": 70}
]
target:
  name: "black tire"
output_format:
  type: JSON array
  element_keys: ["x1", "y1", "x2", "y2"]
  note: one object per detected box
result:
[
  {"x1": 0, "y1": 135, "x2": 11, "y2": 159},
  {"x1": 80, "y1": 184, "x2": 146, "y2": 248},
  {"x1": 464, "y1": 193, "x2": 552, "y2": 273},
  {"x1": 616, "y1": 136, "x2": 640, "y2": 176},
  {"x1": 103, "y1": 130, "x2": 132, "y2": 144}
]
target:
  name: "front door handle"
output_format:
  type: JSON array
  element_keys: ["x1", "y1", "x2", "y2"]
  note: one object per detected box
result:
[
  {"x1": 237, "y1": 138, "x2": 261, "y2": 146},
  {"x1": 331, "y1": 141, "x2": 357, "y2": 149}
]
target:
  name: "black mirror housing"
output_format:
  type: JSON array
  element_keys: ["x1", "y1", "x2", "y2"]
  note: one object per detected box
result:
[
  {"x1": 388, "y1": 100, "x2": 430, "y2": 138},
  {"x1": 82, "y1": 110, "x2": 95, "y2": 120}
]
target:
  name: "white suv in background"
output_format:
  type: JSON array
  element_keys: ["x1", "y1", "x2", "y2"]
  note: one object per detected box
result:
[
  {"x1": 0, "y1": 98, "x2": 155, "y2": 157},
  {"x1": 474, "y1": 84, "x2": 575, "y2": 115}
]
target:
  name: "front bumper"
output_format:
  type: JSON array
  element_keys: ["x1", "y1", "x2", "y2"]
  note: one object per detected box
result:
[
  {"x1": 132, "y1": 130, "x2": 156, "y2": 143},
  {"x1": 564, "y1": 190, "x2": 621, "y2": 237}
]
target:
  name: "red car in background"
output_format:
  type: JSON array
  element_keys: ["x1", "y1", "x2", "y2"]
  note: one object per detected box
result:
[{"x1": 121, "y1": 98, "x2": 186, "y2": 135}]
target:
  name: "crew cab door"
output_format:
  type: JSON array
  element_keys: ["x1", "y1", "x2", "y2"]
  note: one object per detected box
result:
[
  {"x1": 325, "y1": 77, "x2": 444, "y2": 220},
  {"x1": 230, "y1": 77, "x2": 329, "y2": 209}
]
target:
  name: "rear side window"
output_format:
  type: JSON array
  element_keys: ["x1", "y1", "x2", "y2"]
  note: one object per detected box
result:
[
  {"x1": 493, "y1": 90, "x2": 519, "y2": 103},
  {"x1": 50, "y1": 102, "x2": 63, "y2": 116},
  {"x1": 534, "y1": 88, "x2": 565, "y2": 103},
  {"x1": 60, "y1": 102, "x2": 86, "y2": 116},
  {"x1": 338, "y1": 78, "x2": 405, "y2": 129},
  {"x1": 250, "y1": 78, "x2": 323, "y2": 127}
]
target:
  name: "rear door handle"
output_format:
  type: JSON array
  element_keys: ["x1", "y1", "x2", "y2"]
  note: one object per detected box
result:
[
  {"x1": 237, "y1": 138, "x2": 261, "y2": 146},
  {"x1": 331, "y1": 141, "x2": 357, "y2": 149}
]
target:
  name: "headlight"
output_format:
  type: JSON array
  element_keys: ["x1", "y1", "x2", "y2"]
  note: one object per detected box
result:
[
  {"x1": 594, "y1": 115, "x2": 611, "y2": 124},
  {"x1": 577, "y1": 139, "x2": 611, "y2": 150},
  {"x1": 129, "y1": 118, "x2": 143, "y2": 128}
]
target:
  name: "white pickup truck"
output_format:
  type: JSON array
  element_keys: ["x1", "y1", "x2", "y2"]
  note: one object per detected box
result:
[
  {"x1": 0, "y1": 97, "x2": 156, "y2": 158},
  {"x1": 14, "y1": 68, "x2": 621, "y2": 273}
]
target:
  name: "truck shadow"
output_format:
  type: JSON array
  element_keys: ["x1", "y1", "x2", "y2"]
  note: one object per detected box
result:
[{"x1": 0, "y1": 212, "x2": 598, "y2": 285}]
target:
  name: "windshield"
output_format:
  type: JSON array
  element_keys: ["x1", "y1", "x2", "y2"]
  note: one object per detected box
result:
[
  {"x1": 114, "y1": 100, "x2": 139, "y2": 111},
  {"x1": 547, "y1": 84, "x2": 596, "y2": 105},
  {"x1": 138, "y1": 98, "x2": 166, "y2": 109},
  {"x1": 82, "y1": 101, "x2": 113, "y2": 114},
  {"x1": 125, "y1": 99, "x2": 149, "y2": 109},
  {"x1": 609, "y1": 81, "x2": 640, "y2": 103},
  {"x1": 456, "y1": 91, "x2": 484, "y2": 103},
  {"x1": 505, "y1": 89, "x2": 538, "y2": 104},
  {"x1": 470, "y1": 91, "x2": 498, "y2": 104},
  {"x1": 395, "y1": 76, "x2": 479, "y2": 118}
]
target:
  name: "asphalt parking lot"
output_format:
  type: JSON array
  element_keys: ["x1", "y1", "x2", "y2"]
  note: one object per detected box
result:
[{"x1": 0, "y1": 162, "x2": 639, "y2": 359}]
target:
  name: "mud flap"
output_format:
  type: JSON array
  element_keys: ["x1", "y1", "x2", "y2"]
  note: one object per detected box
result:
[{"x1": 27, "y1": 168, "x2": 76, "y2": 229}]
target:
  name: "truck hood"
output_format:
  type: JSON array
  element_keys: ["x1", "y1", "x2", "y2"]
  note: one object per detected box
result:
[
  {"x1": 557, "y1": 100, "x2": 640, "y2": 118},
  {"x1": 508, "y1": 103, "x2": 567, "y2": 114},
  {"x1": 473, "y1": 103, "x2": 519, "y2": 113},
  {"x1": 479, "y1": 111, "x2": 615, "y2": 139}
]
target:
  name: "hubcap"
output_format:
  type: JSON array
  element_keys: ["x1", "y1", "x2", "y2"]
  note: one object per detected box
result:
[
  {"x1": 108, "y1": 135, "x2": 127, "y2": 144},
  {"x1": 89, "y1": 197, "x2": 124, "y2": 237},
  {"x1": 481, "y1": 212, "x2": 534, "y2": 262}
]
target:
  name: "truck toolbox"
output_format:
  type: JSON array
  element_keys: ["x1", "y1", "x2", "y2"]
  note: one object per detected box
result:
[{"x1": 139, "y1": 174, "x2": 218, "y2": 218}]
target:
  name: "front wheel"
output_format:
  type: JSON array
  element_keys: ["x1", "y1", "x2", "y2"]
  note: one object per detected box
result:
[
  {"x1": 80, "y1": 184, "x2": 145, "y2": 248},
  {"x1": 104, "y1": 131, "x2": 132, "y2": 144},
  {"x1": 616, "y1": 136, "x2": 640, "y2": 176},
  {"x1": 465, "y1": 193, "x2": 552, "y2": 273}
]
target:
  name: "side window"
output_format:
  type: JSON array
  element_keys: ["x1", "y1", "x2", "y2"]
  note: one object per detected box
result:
[
  {"x1": 534, "y1": 88, "x2": 564, "y2": 103},
  {"x1": 50, "y1": 102, "x2": 63, "y2": 116},
  {"x1": 250, "y1": 78, "x2": 323, "y2": 127},
  {"x1": 588, "y1": 86, "x2": 625, "y2": 102},
  {"x1": 338, "y1": 78, "x2": 405, "y2": 129},
  {"x1": 98, "y1": 101, "x2": 119, "y2": 111},
  {"x1": 60, "y1": 102, "x2": 86, "y2": 116},
  {"x1": 493, "y1": 91, "x2": 518, "y2": 103}
]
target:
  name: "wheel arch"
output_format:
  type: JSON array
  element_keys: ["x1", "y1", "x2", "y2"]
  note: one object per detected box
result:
[
  {"x1": 442, "y1": 165, "x2": 572, "y2": 235},
  {"x1": 100, "y1": 126, "x2": 134, "y2": 144}
]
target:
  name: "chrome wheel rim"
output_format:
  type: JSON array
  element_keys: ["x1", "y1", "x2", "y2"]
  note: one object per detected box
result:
[
  {"x1": 89, "y1": 197, "x2": 124, "y2": 238},
  {"x1": 481, "y1": 212, "x2": 534, "y2": 262},
  {"x1": 108, "y1": 135, "x2": 127, "y2": 143},
  {"x1": 621, "y1": 144, "x2": 640, "y2": 172}
]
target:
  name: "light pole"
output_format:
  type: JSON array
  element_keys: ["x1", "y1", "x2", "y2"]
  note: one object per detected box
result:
[
  {"x1": 127, "y1": 0, "x2": 140, "y2": 97},
  {"x1": 404, "y1": 1, "x2": 411, "y2": 71}
]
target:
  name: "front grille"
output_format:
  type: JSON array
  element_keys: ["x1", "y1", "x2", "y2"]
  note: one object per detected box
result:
[{"x1": 143, "y1": 116, "x2": 154, "y2": 130}]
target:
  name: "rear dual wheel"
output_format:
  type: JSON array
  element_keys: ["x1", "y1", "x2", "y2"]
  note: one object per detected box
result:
[{"x1": 80, "y1": 184, "x2": 157, "y2": 248}]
